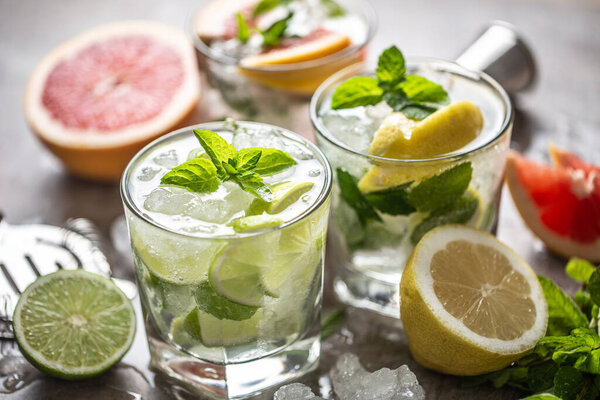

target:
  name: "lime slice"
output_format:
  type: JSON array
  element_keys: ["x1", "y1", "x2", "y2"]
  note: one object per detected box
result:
[
  {"x1": 247, "y1": 181, "x2": 314, "y2": 215},
  {"x1": 183, "y1": 308, "x2": 262, "y2": 347},
  {"x1": 12, "y1": 270, "x2": 136, "y2": 379},
  {"x1": 209, "y1": 251, "x2": 266, "y2": 306},
  {"x1": 231, "y1": 215, "x2": 283, "y2": 233},
  {"x1": 194, "y1": 281, "x2": 258, "y2": 321},
  {"x1": 170, "y1": 315, "x2": 198, "y2": 348},
  {"x1": 263, "y1": 205, "x2": 328, "y2": 297},
  {"x1": 131, "y1": 229, "x2": 227, "y2": 285}
]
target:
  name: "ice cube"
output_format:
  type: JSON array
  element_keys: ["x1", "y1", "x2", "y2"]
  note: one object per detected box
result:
[
  {"x1": 365, "y1": 101, "x2": 393, "y2": 124},
  {"x1": 152, "y1": 149, "x2": 179, "y2": 168},
  {"x1": 320, "y1": 110, "x2": 373, "y2": 154},
  {"x1": 330, "y1": 353, "x2": 425, "y2": 400},
  {"x1": 274, "y1": 383, "x2": 325, "y2": 400},
  {"x1": 137, "y1": 167, "x2": 160, "y2": 181},
  {"x1": 144, "y1": 183, "x2": 255, "y2": 225}
]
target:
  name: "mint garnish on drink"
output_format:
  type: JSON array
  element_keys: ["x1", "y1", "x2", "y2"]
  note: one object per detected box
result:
[
  {"x1": 331, "y1": 46, "x2": 450, "y2": 119},
  {"x1": 161, "y1": 129, "x2": 296, "y2": 202},
  {"x1": 336, "y1": 162, "x2": 476, "y2": 245}
]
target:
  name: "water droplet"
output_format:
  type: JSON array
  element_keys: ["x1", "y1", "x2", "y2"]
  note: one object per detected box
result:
[{"x1": 308, "y1": 169, "x2": 321, "y2": 177}]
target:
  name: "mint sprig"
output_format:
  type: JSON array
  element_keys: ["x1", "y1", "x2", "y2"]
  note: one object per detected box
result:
[
  {"x1": 161, "y1": 128, "x2": 296, "y2": 202},
  {"x1": 464, "y1": 258, "x2": 600, "y2": 400},
  {"x1": 259, "y1": 12, "x2": 293, "y2": 47},
  {"x1": 336, "y1": 162, "x2": 476, "y2": 246},
  {"x1": 331, "y1": 45, "x2": 450, "y2": 120}
]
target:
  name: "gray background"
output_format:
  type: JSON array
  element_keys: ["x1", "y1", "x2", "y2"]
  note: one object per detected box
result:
[{"x1": 1, "y1": 0, "x2": 599, "y2": 399}]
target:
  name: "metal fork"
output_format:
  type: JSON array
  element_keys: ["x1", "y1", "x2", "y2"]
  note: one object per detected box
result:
[{"x1": 0, "y1": 213, "x2": 137, "y2": 339}]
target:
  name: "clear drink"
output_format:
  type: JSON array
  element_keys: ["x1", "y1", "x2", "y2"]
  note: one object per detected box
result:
[
  {"x1": 190, "y1": 0, "x2": 375, "y2": 124},
  {"x1": 310, "y1": 60, "x2": 512, "y2": 317},
  {"x1": 121, "y1": 121, "x2": 331, "y2": 398}
]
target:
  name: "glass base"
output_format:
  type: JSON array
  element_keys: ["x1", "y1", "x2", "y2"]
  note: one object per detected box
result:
[
  {"x1": 334, "y1": 267, "x2": 400, "y2": 318},
  {"x1": 147, "y1": 322, "x2": 320, "y2": 399}
]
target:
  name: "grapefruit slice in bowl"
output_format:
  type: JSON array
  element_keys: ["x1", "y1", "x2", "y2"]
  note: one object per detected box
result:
[
  {"x1": 24, "y1": 20, "x2": 201, "y2": 181},
  {"x1": 505, "y1": 146, "x2": 600, "y2": 262}
]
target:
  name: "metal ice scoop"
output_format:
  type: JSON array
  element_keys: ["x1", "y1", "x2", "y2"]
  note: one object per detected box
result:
[{"x1": 0, "y1": 214, "x2": 137, "y2": 339}]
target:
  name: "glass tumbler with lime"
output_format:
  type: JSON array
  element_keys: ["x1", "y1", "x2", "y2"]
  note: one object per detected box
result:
[{"x1": 121, "y1": 120, "x2": 331, "y2": 399}]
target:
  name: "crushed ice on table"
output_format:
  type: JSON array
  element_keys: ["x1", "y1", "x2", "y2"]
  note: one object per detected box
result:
[
  {"x1": 152, "y1": 149, "x2": 179, "y2": 168},
  {"x1": 330, "y1": 353, "x2": 425, "y2": 400},
  {"x1": 274, "y1": 383, "x2": 325, "y2": 400}
]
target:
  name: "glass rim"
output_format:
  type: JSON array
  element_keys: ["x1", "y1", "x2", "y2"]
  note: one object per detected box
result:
[
  {"x1": 309, "y1": 57, "x2": 514, "y2": 165},
  {"x1": 187, "y1": 0, "x2": 377, "y2": 72},
  {"x1": 120, "y1": 121, "x2": 333, "y2": 240}
]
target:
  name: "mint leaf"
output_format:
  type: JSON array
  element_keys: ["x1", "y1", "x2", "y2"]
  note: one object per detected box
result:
[
  {"x1": 410, "y1": 192, "x2": 478, "y2": 245},
  {"x1": 555, "y1": 366, "x2": 585, "y2": 400},
  {"x1": 236, "y1": 13, "x2": 250, "y2": 43},
  {"x1": 250, "y1": 148, "x2": 296, "y2": 175},
  {"x1": 587, "y1": 268, "x2": 600, "y2": 306},
  {"x1": 160, "y1": 158, "x2": 219, "y2": 193},
  {"x1": 574, "y1": 290, "x2": 594, "y2": 317},
  {"x1": 253, "y1": 0, "x2": 281, "y2": 17},
  {"x1": 398, "y1": 74, "x2": 450, "y2": 106},
  {"x1": 321, "y1": 308, "x2": 345, "y2": 339},
  {"x1": 260, "y1": 12, "x2": 292, "y2": 47},
  {"x1": 321, "y1": 0, "x2": 345, "y2": 17},
  {"x1": 382, "y1": 88, "x2": 410, "y2": 111},
  {"x1": 236, "y1": 148, "x2": 262, "y2": 173},
  {"x1": 376, "y1": 46, "x2": 405, "y2": 87},
  {"x1": 364, "y1": 182, "x2": 415, "y2": 215},
  {"x1": 401, "y1": 104, "x2": 438, "y2": 120},
  {"x1": 566, "y1": 258, "x2": 596, "y2": 284},
  {"x1": 193, "y1": 129, "x2": 236, "y2": 180},
  {"x1": 337, "y1": 168, "x2": 381, "y2": 226},
  {"x1": 538, "y1": 276, "x2": 588, "y2": 336},
  {"x1": 407, "y1": 162, "x2": 472, "y2": 212},
  {"x1": 235, "y1": 172, "x2": 272, "y2": 202},
  {"x1": 331, "y1": 77, "x2": 384, "y2": 110},
  {"x1": 194, "y1": 281, "x2": 258, "y2": 321}
]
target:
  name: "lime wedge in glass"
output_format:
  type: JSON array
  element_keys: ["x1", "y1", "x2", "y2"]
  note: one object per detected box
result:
[
  {"x1": 182, "y1": 308, "x2": 262, "y2": 347},
  {"x1": 248, "y1": 181, "x2": 315, "y2": 215},
  {"x1": 193, "y1": 281, "x2": 258, "y2": 321},
  {"x1": 231, "y1": 215, "x2": 283, "y2": 233},
  {"x1": 12, "y1": 270, "x2": 136, "y2": 380},
  {"x1": 209, "y1": 252, "x2": 266, "y2": 307}
]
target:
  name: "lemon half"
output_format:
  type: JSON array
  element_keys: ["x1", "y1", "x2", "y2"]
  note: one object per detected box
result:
[{"x1": 400, "y1": 225, "x2": 548, "y2": 376}]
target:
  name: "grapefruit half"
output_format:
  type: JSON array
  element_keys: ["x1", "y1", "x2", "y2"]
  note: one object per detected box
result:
[
  {"x1": 24, "y1": 20, "x2": 201, "y2": 181},
  {"x1": 505, "y1": 147, "x2": 600, "y2": 262}
]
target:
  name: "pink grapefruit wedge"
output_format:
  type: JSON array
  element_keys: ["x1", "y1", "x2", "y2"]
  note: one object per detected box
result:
[
  {"x1": 505, "y1": 147, "x2": 600, "y2": 262},
  {"x1": 24, "y1": 20, "x2": 200, "y2": 181}
]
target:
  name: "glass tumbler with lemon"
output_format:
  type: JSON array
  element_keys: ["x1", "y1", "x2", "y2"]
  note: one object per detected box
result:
[
  {"x1": 121, "y1": 120, "x2": 331, "y2": 398},
  {"x1": 310, "y1": 46, "x2": 513, "y2": 317}
]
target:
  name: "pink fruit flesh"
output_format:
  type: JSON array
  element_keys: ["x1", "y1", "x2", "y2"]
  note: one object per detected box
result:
[{"x1": 41, "y1": 36, "x2": 184, "y2": 132}]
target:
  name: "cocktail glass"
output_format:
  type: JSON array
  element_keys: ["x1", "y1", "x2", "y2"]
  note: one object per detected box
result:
[
  {"x1": 121, "y1": 121, "x2": 332, "y2": 398},
  {"x1": 189, "y1": 0, "x2": 376, "y2": 126},
  {"x1": 310, "y1": 61, "x2": 513, "y2": 317}
]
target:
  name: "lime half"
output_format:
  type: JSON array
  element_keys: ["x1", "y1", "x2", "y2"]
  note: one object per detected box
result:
[{"x1": 12, "y1": 270, "x2": 136, "y2": 380}]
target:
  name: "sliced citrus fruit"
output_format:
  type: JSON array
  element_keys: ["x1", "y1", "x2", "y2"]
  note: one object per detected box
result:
[
  {"x1": 505, "y1": 147, "x2": 600, "y2": 262},
  {"x1": 248, "y1": 181, "x2": 314, "y2": 215},
  {"x1": 194, "y1": 0, "x2": 259, "y2": 42},
  {"x1": 368, "y1": 101, "x2": 483, "y2": 160},
  {"x1": 194, "y1": 281, "x2": 259, "y2": 321},
  {"x1": 12, "y1": 270, "x2": 136, "y2": 379},
  {"x1": 238, "y1": 29, "x2": 357, "y2": 94},
  {"x1": 24, "y1": 21, "x2": 200, "y2": 181},
  {"x1": 232, "y1": 214, "x2": 283, "y2": 232},
  {"x1": 183, "y1": 308, "x2": 262, "y2": 347},
  {"x1": 400, "y1": 225, "x2": 548, "y2": 376},
  {"x1": 209, "y1": 250, "x2": 267, "y2": 306}
]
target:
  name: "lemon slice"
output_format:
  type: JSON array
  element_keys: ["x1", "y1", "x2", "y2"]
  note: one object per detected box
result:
[
  {"x1": 400, "y1": 225, "x2": 548, "y2": 376},
  {"x1": 369, "y1": 101, "x2": 483, "y2": 159},
  {"x1": 358, "y1": 101, "x2": 483, "y2": 193}
]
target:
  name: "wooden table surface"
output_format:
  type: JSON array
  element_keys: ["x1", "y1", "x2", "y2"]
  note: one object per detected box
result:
[{"x1": 1, "y1": 0, "x2": 599, "y2": 399}]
